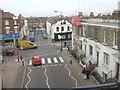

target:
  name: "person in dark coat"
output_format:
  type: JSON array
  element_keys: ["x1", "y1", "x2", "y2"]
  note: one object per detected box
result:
[
  {"x1": 20, "y1": 55, "x2": 23, "y2": 61},
  {"x1": 82, "y1": 68, "x2": 86, "y2": 79},
  {"x1": 86, "y1": 69, "x2": 91, "y2": 79}
]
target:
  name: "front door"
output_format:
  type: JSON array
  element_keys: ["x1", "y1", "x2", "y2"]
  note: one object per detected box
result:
[{"x1": 116, "y1": 63, "x2": 119, "y2": 80}]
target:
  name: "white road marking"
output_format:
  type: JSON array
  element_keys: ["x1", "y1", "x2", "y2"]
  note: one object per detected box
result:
[
  {"x1": 64, "y1": 64, "x2": 77, "y2": 87},
  {"x1": 47, "y1": 58, "x2": 52, "y2": 64},
  {"x1": 53, "y1": 57, "x2": 58, "y2": 63},
  {"x1": 43, "y1": 66, "x2": 50, "y2": 88},
  {"x1": 41, "y1": 58, "x2": 45, "y2": 64},
  {"x1": 29, "y1": 60, "x2": 32, "y2": 65},
  {"x1": 59, "y1": 57, "x2": 64, "y2": 63},
  {"x1": 25, "y1": 67, "x2": 32, "y2": 89}
]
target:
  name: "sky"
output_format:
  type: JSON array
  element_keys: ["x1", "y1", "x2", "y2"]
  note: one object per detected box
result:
[{"x1": 0, "y1": 0, "x2": 119, "y2": 17}]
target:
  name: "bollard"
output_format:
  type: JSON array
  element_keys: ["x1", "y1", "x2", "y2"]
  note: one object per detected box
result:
[{"x1": 70, "y1": 60, "x2": 72, "y2": 64}]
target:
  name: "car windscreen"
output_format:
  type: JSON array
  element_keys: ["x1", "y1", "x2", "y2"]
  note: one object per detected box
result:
[{"x1": 33, "y1": 58, "x2": 41, "y2": 60}]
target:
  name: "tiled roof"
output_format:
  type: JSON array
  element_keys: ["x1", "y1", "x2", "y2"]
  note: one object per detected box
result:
[{"x1": 3, "y1": 12, "x2": 15, "y2": 19}]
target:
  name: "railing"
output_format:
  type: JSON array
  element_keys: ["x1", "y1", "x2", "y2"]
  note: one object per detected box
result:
[
  {"x1": 107, "y1": 70, "x2": 112, "y2": 79},
  {"x1": 66, "y1": 82, "x2": 120, "y2": 90}
]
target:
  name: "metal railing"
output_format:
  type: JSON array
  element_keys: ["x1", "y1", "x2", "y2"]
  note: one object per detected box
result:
[{"x1": 66, "y1": 82, "x2": 120, "y2": 90}]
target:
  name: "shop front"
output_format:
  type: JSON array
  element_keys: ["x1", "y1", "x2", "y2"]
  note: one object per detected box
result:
[
  {"x1": 54, "y1": 32, "x2": 72, "y2": 41},
  {"x1": 3, "y1": 33, "x2": 20, "y2": 46}
]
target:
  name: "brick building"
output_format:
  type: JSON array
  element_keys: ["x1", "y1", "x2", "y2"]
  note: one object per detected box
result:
[{"x1": 0, "y1": 9, "x2": 20, "y2": 46}]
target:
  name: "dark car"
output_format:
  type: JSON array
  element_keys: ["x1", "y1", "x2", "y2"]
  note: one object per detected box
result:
[{"x1": 2, "y1": 48, "x2": 14, "y2": 56}]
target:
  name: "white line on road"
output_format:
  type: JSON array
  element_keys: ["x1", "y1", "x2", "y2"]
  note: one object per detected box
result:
[
  {"x1": 43, "y1": 66, "x2": 50, "y2": 88},
  {"x1": 53, "y1": 57, "x2": 58, "y2": 63},
  {"x1": 41, "y1": 58, "x2": 45, "y2": 64},
  {"x1": 64, "y1": 64, "x2": 78, "y2": 87},
  {"x1": 29, "y1": 60, "x2": 32, "y2": 65},
  {"x1": 47, "y1": 58, "x2": 52, "y2": 64},
  {"x1": 25, "y1": 67, "x2": 32, "y2": 89},
  {"x1": 59, "y1": 57, "x2": 64, "y2": 63}
]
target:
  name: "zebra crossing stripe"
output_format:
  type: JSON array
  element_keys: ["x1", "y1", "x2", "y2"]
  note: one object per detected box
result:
[
  {"x1": 29, "y1": 60, "x2": 32, "y2": 65},
  {"x1": 47, "y1": 58, "x2": 52, "y2": 64},
  {"x1": 41, "y1": 58, "x2": 45, "y2": 64},
  {"x1": 59, "y1": 57, "x2": 64, "y2": 63},
  {"x1": 53, "y1": 57, "x2": 58, "y2": 63}
]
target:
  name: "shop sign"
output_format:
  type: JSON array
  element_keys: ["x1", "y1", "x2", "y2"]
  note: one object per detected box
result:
[
  {"x1": 0, "y1": 34, "x2": 3, "y2": 40},
  {"x1": 3, "y1": 33, "x2": 20, "y2": 39}
]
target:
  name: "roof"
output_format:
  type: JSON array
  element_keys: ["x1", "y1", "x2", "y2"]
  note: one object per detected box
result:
[
  {"x1": 47, "y1": 16, "x2": 72, "y2": 24},
  {"x1": 81, "y1": 19, "x2": 120, "y2": 28},
  {"x1": 3, "y1": 12, "x2": 14, "y2": 19}
]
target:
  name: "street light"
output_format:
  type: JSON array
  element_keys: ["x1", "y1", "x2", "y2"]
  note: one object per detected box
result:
[{"x1": 54, "y1": 11, "x2": 63, "y2": 52}]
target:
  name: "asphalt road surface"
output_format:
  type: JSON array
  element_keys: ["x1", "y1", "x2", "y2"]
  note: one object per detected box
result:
[{"x1": 22, "y1": 30, "x2": 78, "y2": 88}]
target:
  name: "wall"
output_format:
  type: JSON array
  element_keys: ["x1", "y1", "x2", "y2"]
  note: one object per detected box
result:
[
  {"x1": 51, "y1": 20, "x2": 72, "y2": 40},
  {"x1": 81, "y1": 36, "x2": 118, "y2": 78}
]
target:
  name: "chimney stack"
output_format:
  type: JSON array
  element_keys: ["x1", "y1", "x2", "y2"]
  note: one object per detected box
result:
[{"x1": 89, "y1": 12, "x2": 94, "y2": 18}]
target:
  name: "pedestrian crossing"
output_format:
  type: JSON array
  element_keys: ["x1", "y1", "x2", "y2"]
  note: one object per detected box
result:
[{"x1": 28, "y1": 57, "x2": 65, "y2": 65}]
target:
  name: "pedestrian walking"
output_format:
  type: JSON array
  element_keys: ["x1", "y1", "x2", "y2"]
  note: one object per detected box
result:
[
  {"x1": 86, "y1": 69, "x2": 90, "y2": 79},
  {"x1": 82, "y1": 68, "x2": 86, "y2": 79},
  {"x1": 70, "y1": 55, "x2": 72, "y2": 64},
  {"x1": 20, "y1": 55, "x2": 23, "y2": 61}
]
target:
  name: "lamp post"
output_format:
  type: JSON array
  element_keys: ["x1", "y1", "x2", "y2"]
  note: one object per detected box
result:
[{"x1": 54, "y1": 11, "x2": 63, "y2": 52}]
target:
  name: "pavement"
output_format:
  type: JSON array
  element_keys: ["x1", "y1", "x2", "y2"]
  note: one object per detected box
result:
[
  {"x1": 2, "y1": 47, "x2": 98, "y2": 89},
  {"x1": 60, "y1": 48, "x2": 99, "y2": 86},
  {"x1": 2, "y1": 60, "x2": 27, "y2": 89}
]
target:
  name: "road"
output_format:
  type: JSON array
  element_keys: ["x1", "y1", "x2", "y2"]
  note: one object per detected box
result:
[{"x1": 22, "y1": 30, "x2": 80, "y2": 88}]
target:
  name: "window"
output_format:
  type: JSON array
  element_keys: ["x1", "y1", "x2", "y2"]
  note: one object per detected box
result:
[
  {"x1": 67, "y1": 26, "x2": 70, "y2": 31},
  {"x1": 61, "y1": 26, "x2": 64, "y2": 31},
  {"x1": 89, "y1": 45, "x2": 93, "y2": 56},
  {"x1": 14, "y1": 20, "x2": 17, "y2": 25},
  {"x1": 56, "y1": 27, "x2": 59, "y2": 32},
  {"x1": 88, "y1": 26, "x2": 91, "y2": 37},
  {"x1": 94, "y1": 28, "x2": 98, "y2": 40},
  {"x1": 15, "y1": 28, "x2": 17, "y2": 33},
  {"x1": 114, "y1": 32, "x2": 118, "y2": 46},
  {"x1": 104, "y1": 28, "x2": 109, "y2": 43},
  {"x1": 6, "y1": 28, "x2": 10, "y2": 34},
  {"x1": 68, "y1": 34, "x2": 71, "y2": 39},
  {"x1": 103, "y1": 52, "x2": 109, "y2": 65},
  {"x1": 5, "y1": 19, "x2": 9, "y2": 25},
  {"x1": 62, "y1": 35, "x2": 66, "y2": 39}
]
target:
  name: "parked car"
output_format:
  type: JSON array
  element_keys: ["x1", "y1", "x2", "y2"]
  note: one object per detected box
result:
[
  {"x1": 32, "y1": 56, "x2": 42, "y2": 66},
  {"x1": 42, "y1": 33, "x2": 48, "y2": 39},
  {"x1": 29, "y1": 37, "x2": 35, "y2": 42},
  {"x1": 2, "y1": 48, "x2": 14, "y2": 56}
]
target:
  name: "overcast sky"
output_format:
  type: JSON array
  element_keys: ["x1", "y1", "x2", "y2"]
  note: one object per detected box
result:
[{"x1": 0, "y1": 0, "x2": 119, "y2": 17}]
